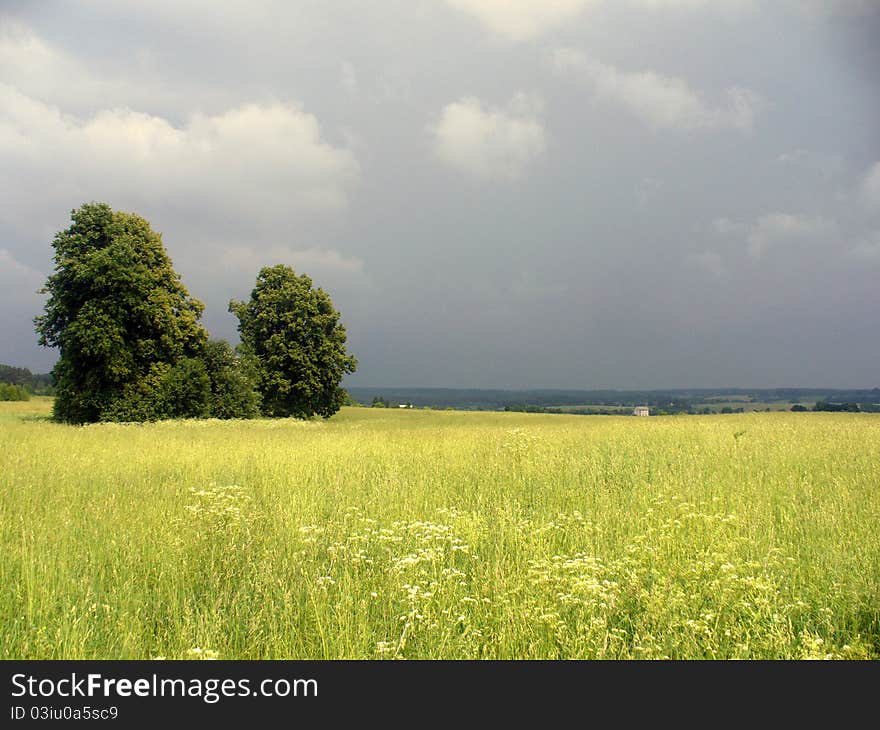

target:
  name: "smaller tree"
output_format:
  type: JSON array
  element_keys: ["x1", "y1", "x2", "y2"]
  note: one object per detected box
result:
[{"x1": 229, "y1": 265, "x2": 357, "y2": 418}]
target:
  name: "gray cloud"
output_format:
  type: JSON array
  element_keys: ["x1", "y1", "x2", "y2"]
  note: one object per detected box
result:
[
  {"x1": 1, "y1": 2, "x2": 878, "y2": 387},
  {"x1": 849, "y1": 231, "x2": 880, "y2": 263},
  {"x1": 0, "y1": 249, "x2": 45, "y2": 368},
  {"x1": 862, "y1": 161, "x2": 880, "y2": 212}
]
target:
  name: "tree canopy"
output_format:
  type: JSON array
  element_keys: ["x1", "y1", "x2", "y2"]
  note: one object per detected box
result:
[
  {"x1": 230, "y1": 265, "x2": 357, "y2": 418},
  {"x1": 34, "y1": 203, "x2": 260, "y2": 423},
  {"x1": 35, "y1": 204, "x2": 354, "y2": 423}
]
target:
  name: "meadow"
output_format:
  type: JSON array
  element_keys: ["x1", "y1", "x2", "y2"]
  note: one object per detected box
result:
[{"x1": 1, "y1": 397, "x2": 878, "y2": 660}]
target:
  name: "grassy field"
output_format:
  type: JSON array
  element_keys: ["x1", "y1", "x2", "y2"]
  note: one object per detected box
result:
[{"x1": 1, "y1": 398, "x2": 878, "y2": 659}]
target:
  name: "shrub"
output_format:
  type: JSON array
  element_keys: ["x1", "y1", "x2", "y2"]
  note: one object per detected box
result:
[{"x1": 0, "y1": 383, "x2": 30, "y2": 401}]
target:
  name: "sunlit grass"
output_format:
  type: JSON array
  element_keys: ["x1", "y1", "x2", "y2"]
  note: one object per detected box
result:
[
  {"x1": 1, "y1": 401, "x2": 878, "y2": 659},
  {"x1": 0, "y1": 395, "x2": 53, "y2": 421}
]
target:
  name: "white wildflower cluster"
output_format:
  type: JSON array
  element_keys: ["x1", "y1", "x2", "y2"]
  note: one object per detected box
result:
[
  {"x1": 796, "y1": 632, "x2": 868, "y2": 660},
  {"x1": 534, "y1": 510, "x2": 598, "y2": 537},
  {"x1": 521, "y1": 497, "x2": 833, "y2": 659},
  {"x1": 298, "y1": 524, "x2": 325, "y2": 544},
  {"x1": 186, "y1": 647, "x2": 219, "y2": 660},
  {"x1": 500, "y1": 428, "x2": 545, "y2": 466},
  {"x1": 182, "y1": 483, "x2": 252, "y2": 535},
  {"x1": 375, "y1": 641, "x2": 394, "y2": 656},
  {"x1": 296, "y1": 508, "x2": 486, "y2": 659}
]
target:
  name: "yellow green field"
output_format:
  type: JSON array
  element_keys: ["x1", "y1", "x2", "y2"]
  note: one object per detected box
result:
[{"x1": 1, "y1": 398, "x2": 878, "y2": 659}]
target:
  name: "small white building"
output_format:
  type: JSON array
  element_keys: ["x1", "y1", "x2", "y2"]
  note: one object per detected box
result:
[{"x1": 633, "y1": 406, "x2": 650, "y2": 417}]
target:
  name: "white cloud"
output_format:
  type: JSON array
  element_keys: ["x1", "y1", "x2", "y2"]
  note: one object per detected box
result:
[
  {"x1": 775, "y1": 148, "x2": 844, "y2": 179},
  {"x1": 711, "y1": 217, "x2": 748, "y2": 236},
  {"x1": 444, "y1": 0, "x2": 754, "y2": 40},
  {"x1": 796, "y1": 0, "x2": 880, "y2": 19},
  {"x1": 861, "y1": 161, "x2": 880, "y2": 212},
  {"x1": 745, "y1": 213, "x2": 836, "y2": 258},
  {"x1": 340, "y1": 61, "x2": 358, "y2": 96},
  {"x1": 221, "y1": 245, "x2": 364, "y2": 276},
  {"x1": 0, "y1": 249, "x2": 44, "y2": 289},
  {"x1": 0, "y1": 85, "x2": 359, "y2": 230},
  {"x1": 430, "y1": 93, "x2": 545, "y2": 181},
  {"x1": 849, "y1": 232, "x2": 880, "y2": 263},
  {"x1": 712, "y1": 162, "x2": 880, "y2": 263},
  {"x1": 776, "y1": 148, "x2": 810, "y2": 164},
  {"x1": 686, "y1": 250, "x2": 725, "y2": 277},
  {"x1": 633, "y1": 0, "x2": 753, "y2": 9},
  {"x1": 507, "y1": 271, "x2": 569, "y2": 300},
  {"x1": 709, "y1": 212, "x2": 838, "y2": 259},
  {"x1": 552, "y1": 48, "x2": 759, "y2": 132},
  {"x1": 217, "y1": 245, "x2": 375, "y2": 310},
  {"x1": 444, "y1": 0, "x2": 599, "y2": 41},
  {"x1": 635, "y1": 177, "x2": 663, "y2": 207},
  {"x1": 635, "y1": 0, "x2": 709, "y2": 6},
  {"x1": 0, "y1": 21, "x2": 195, "y2": 115},
  {"x1": 0, "y1": 23, "x2": 98, "y2": 109}
]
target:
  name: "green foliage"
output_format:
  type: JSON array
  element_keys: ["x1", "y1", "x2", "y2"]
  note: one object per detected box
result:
[
  {"x1": 813, "y1": 401, "x2": 860, "y2": 413},
  {"x1": 100, "y1": 359, "x2": 210, "y2": 422},
  {"x1": 96, "y1": 343, "x2": 260, "y2": 422},
  {"x1": 0, "y1": 365, "x2": 54, "y2": 394},
  {"x1": 0, "y1": 383, "x2": 30, "y2": 401},
  {"x1": 34, "y1": 203, "x2": 209, "y2": 423},
  {"x1": 202, "y1": 340, "x2": 262, "y2": 420},
  {"x1": 230, "y1": 264, "x2": 357, "y2": 419},
  {"x1": 0, "y1": 365, "x2": 32, "y2": 386}
]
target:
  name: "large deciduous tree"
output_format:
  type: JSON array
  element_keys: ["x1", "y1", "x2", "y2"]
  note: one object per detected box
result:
[
  {"x1": 229, "y1": 264, "x2": 357, "y2": 418},
  {"x1": 35, "y1": 202, "x2": 210, "y2": 423}
]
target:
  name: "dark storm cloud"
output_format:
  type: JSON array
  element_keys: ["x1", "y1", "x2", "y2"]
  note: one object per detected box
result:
[{"x1": 1, "y1": 1, "x2": 877, "y2": 387}]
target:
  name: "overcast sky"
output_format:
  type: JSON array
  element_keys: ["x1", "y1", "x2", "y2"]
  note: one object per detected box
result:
[{"x1": 1, "y1": 1, "x2": 878, "y2": 388}]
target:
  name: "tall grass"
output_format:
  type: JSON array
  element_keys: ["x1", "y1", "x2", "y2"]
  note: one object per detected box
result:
[{"x1": 1, "y1": 400, "x2": 878, "y2": 659}]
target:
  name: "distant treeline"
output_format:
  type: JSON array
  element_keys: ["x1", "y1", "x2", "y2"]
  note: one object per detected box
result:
[
  {"x1": 0, "y1": 364, "x2": 54, "y2": 398},
  {"x1": 348, "y1": 387, "x2": 880, "y2": 414},
  {"x1": 812, "y1": 401, "x2": 873, "y2": 413}
]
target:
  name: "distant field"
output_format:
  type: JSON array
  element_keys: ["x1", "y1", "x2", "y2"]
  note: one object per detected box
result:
[
  {"x1": 1, "y1": 400, "x2": 878, "y2": 659},
  {"x1": 557, "y1": 405, "x2": 632, "y2": 413},
  {"x1": 695, "y1": 402, "x2": 810, "y2": 413},
  {"x1": 553, "y1": 402, "x2": 806, "y2": 414},
  {"x1": 0, "y1": 395, "x2": 53, "y2": 421}
]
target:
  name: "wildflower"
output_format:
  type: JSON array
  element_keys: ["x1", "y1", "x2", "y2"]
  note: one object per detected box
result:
[{"x1": 186, "y1": 648, "x2": 219, "y2": 660}]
